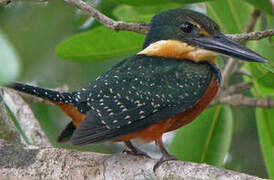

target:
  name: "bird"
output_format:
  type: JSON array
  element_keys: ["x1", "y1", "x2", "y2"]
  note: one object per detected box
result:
[{"x1": 6, "y1": 8, "x2": 267, "y2": 170}]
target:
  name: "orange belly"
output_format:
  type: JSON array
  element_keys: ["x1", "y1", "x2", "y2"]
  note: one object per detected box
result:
[
  {"x1": 55, "y1": 77, "x2": 219, "y2": 143},
  {"x1": 53, "y1": 102, "x2": 86, "y2": 127},
  {"x1": 114, "y1": 77, "x2": 219, "y2": 143}
]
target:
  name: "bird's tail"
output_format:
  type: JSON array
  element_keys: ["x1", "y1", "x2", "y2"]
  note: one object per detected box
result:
[{"x1": 6, "y1": 82, "x2": 76, "y2": 105}]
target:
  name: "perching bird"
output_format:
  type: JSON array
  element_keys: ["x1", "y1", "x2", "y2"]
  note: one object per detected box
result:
[{"x1": 6, "y1": 9, "x2": 267, "y2": 170}]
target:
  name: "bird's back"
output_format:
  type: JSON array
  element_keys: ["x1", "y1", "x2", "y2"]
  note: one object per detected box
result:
[{"x1": 70, "y1": 55, "x2": 220, "y2": 144}]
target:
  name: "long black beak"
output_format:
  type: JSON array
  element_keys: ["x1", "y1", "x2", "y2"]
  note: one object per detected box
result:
[{"x1": 188, "y1": 33, "x2": 267, "y2": 62}]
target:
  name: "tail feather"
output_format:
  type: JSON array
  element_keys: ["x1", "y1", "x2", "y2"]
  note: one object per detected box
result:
[
  {"x1": 6, "y1": 82, "x2": 76, "y2": 105},
  {"x1": 57, "y1": 122, "x2": 76, "y2": 143}
]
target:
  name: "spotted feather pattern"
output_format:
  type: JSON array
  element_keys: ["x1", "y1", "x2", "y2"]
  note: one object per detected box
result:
[{"x1": 71, "y1": 55, "x2": 219, "y2": 144}]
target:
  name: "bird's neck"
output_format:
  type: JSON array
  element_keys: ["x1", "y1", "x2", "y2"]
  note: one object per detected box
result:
[{"x1": 138, "y1": 40, "x2": 218, "y2": 64}]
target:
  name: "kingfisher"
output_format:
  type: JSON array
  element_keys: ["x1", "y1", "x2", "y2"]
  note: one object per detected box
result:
[{"x1": 6, "y1": 9, "x2": 267, "y2": 169}]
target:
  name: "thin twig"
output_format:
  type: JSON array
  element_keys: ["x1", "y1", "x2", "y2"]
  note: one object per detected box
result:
[
  {"x1": 221, "y1": 9, "x2": 262, "y2": 88},
  {"x1": 227, "y1": 29, "x2": 274, "y2": 42},
  {"x1": 218, "y1": 94, "x2": 274, "y2": 108},
  {"x1": 3, "y1": 0, "x2": 274, "y2": 110},
  {"x1": 0, "y1": 0, "x2": 10, "y2": 6},
  {"x1": 245, "y1": 9, "x2": 261, "y2": 33},
  {"x1": 3, "y1": 0, "x2": 274, "y2": 42},
  {"x1": 65, "y1": 0, "x2": 273, "y2": 93},
  {"x1": 222, "y1": 82, "x2": 253, "y2": 95},
  {"x1": 221, "y1": 57, "x2": 238, "y2": 88},
  {"x1": 67, "y1": 0, "x2": 150, "y2": 34},
  {"x1": 65, "y1": 0, "x2": 274, "y2": 43},
  {"x1": 269, "y1": 0, "x2": 274, "y2": 14}
]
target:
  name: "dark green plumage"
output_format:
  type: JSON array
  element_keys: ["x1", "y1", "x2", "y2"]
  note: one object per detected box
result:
[
  {"x1": 71, "y1": 55, "x2": 220, "y2": 144},
  {"x1": 143, "y1": 9, "x2": 219, "y2": 48},
  {"x1": 6, "y1": 8, "x2": 266, "y2": 148}
]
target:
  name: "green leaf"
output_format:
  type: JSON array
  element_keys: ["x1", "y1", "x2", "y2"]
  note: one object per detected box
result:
[
  {"x1": 262, "y1": 63, "x2": 274, "y2": 73},
  {"x1": 206, "y1": 0, "x2": 274, "y2": 89},
  {"x1": 244, "y1": 0, "x2": 273, "y2": 15},
  {"x1": 248, "y1": 15, "x2": 274, "y2": 88},
  {"x1": 245, "y1": 57, "x2": 274, "y2": 179},
  {"x1": 0, "y1": 31, "x2": 20, "y2": 84},
  {"x1": 206, "y1": 0, "x2": 252, "y2": 33},
  {"x1": 112, "y1": 4, "x2": 181, "y2": 22},
  {"x1": 57, "y1": 3, "x2": 188, "y2": 62},
  {"x1": 56, "y1": 4, "x2": 165, "y2": 62},
  {"x1": 5, "y1": 104, "x2": 30, "y2": 144},
  {"x1": 107, "y1": 0, "x2": 215, "y2": 6},
  {"x1": 56, "y1": 26, "x2": 144, "y2": 61},
  {"x1": 169, "y1": 105, "x2": 233, "y2": 166},
  {"x1": 256, "y1": 108, "x2": 274, "y2": 178}
]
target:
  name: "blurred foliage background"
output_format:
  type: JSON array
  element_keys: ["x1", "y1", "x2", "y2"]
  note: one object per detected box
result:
[{"x1": 0, "y1": 0, "x2": 273, "y2": 178}]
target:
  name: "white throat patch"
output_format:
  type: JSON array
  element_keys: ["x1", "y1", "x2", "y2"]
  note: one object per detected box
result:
[{"x1": 138, "y1": 40, "x2": 217, "y2": 63}]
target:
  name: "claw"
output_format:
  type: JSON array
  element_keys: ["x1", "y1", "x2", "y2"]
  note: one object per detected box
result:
[
  {"x1": 123, "y1": 149, "x2": 151, "y2": 158},
  {"x1": 153, "y1": 154, "x2": 178, "y2": 172},
  {"x1": 153, "y1": 135, "x2": 178, "y2": 171},
  {"x1": 123, "y1": 141, "x2": 151, "y2": 158}
]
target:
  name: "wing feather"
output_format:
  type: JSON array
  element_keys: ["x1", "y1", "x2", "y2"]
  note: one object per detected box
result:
[{"x1": 71, "y1": 55, "x2": 213, "y2": 145}]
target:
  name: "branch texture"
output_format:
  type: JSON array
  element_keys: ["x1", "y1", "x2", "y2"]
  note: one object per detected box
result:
[
  {"x1": 223, "y1": 82, "x2": 253, "y2": 95},
  {"x1": 0, "y1": 0, "x2": 10, "y2": 6},
  {"x1": 0, "y1": 1, "x2": 273, "y2": 180},
  {"x1": 0, "y1": 90, "x2": 21, "y2": 144},
  {"x1": 1, "y1": 88, "x2": 50, "y2": 146},
  {"x1": 3, "y1": 0, "x2": 273, "y2": 109},
  {"x1": 0, "y1": 89, "x2": 270, "y2": 179},
  {"x1": 67, "y1": 0, "x2": 150, "y2": 34},
  {"x1": 222, "y1": 9, "x2": 262, "y2": 88},
  {"x1": 66, "y1": 0, "x2": 274, "y2": 43},
  {"x1": 228, "y1": 29, "x2": 274, "y2": 42},
  {"x1": 219, "y1": 94, "x2": 274, "y2": 108},
  {"x1": 0, "y1": 139, "x2": 265, "y2": 180}
]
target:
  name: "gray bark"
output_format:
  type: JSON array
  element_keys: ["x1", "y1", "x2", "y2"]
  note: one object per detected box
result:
[
  {"x1": 0, "y1": 89, "x2": 267, "y2": 180},
  {"x1": 0, "y1": 140, "x2": 266, "y2": 180}
]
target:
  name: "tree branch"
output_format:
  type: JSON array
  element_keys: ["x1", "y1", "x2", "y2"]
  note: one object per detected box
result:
[
  {"x1": 2, "y1": 4, "x2": 274, "y2": 109},
  {"x1": 245, "y1": 9, "x2": 261, "y2": 33},
  {"x1": 0, "y1": 89, "x2": 22, "y2": 144},
  {"x1": 218, "y1": 94, "x2": 274, "y2": 108},
  {"x1": 227, "y1": 29, "x2": 274, "y2": 42},
  {"x1": 0, "y1": 1, "x2": 273, "y2": 179},
  {"x1": 270, "y1": 0, "x2": 274, "y2": 14},
  {"x1": 0, "y1": 88, "x2": 50, "y2": 146},
  {"x1": 221, "y1": 57, "x2": 238, "y2": 88},
  {"x1": 0, "y1": 139, "x2": 265, "y2": 180},
  {"x1": 65, "y1": 0, "x2": 273, "y2": 102},
  {"x1": 222, "y1": 82, "x2": 253, "y2": 95},
  {"x1": 2, "y1": 0, "x2": 274, "y2": 42},
  {"x1": 221, "y1": 9, "x2": 262, "y2": 88},
  {"x1": 1, "y1": 89, "x2": 269, "y2": 179},
  {"x1": 0, "y1": 0, "x2": 10, "y2": 6},
  {"x1": 65, "y1": 0, "x2": 274, "y2": 42},
  {"x1": 1, "y1": 88, "x2": 270, "y2": 179},
  {"x1": 67, "y1": 0, "x2": 150, "y2": 34}
]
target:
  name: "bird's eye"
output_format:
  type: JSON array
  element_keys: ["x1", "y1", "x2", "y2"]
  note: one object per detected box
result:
[{"x1": 180, "y1": 22, "x2": 193, "y2": 33}]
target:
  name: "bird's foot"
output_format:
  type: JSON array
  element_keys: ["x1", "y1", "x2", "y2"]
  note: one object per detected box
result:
[
  {"x1": 153, "y1": 154, "x2": 178, "y2": 172},
  {"x1": 122, "y1": 149, "x2": 151, "y2": 158}
]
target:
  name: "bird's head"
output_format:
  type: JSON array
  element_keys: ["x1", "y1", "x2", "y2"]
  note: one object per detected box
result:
[{"x1": 139, "y1": 9, "x2": 267, "y2": 64}]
